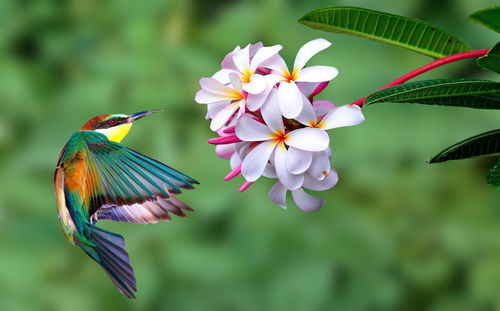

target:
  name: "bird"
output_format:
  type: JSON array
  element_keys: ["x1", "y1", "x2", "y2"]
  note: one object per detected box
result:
[{"x1": 53, "y1": 110, "x2": 198, "y2": 298}]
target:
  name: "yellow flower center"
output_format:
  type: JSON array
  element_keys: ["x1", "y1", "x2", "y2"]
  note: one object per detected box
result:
[
  {"x1": 228, "y1": 89, "x2": 244, "y2": 101},
  {"x1": 271, "y1": 130, "x2": 288, "y2": 145},
  {"x1": 240, "y1": 69, "x2": 253, "y2": 83},
  {"x1": 283, "y1": 67, "x2": 299, "y2": 82}
]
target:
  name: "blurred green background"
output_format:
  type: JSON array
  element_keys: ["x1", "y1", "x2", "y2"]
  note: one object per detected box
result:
[{"x1": 0, "y1": 0, "x2": 499, "y2": 310}]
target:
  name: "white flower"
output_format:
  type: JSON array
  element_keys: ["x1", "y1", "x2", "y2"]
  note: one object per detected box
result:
[
  {"x1": 264, "y1": 38, "x2": 339, "y2": 118},
  {"x1": 199, "y1": 39, "x2": 363, "y2": 212},
  {"x1": 268, "y1": 170, "x2": 339, "y2": 212},
  {"x1": 213, "y1": 43, "x2": 282, "y2": 94},
  {"x1": 235, "y1": 90, "x2": 329, "y2": 190},
  {"x1": 195, "y1": 73, "x2": 247, "y2": 131}
]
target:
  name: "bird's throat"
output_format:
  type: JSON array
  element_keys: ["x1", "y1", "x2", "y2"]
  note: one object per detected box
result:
[{"x1": 96, "y1": 123, "x2": 133, "y2": 143}]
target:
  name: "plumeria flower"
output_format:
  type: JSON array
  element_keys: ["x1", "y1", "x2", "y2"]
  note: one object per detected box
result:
[
  {"x1": 268, "y1": 169, "x2": 339, "y2": 212},
  {"x1": 195, "y1": 73, "x2": 247, "y2": 131},
  {"x1": 213, "y1": 43, "x2": 283, "y2": 94},
  {"x1": 235, "y1": 90, "x2": 329, "y2": 190},
  {"x1": 265, "y1": 38, "x2": 339, "y2": 118},
  {"x1": 198, "y1": 39, "x2": 365, "y2": 212}
]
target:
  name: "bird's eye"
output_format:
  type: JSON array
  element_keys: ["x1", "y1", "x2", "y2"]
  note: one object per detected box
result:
[{"x1": 108, "y1": 118, "x2": 118, "y2": 126}]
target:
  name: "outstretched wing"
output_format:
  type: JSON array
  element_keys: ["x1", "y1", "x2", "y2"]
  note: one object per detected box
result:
[
  {"x1": 59, "y1": 130, "x2": 198, "y2": 225},
  {"x1": 92, "y1": 195, "x2": 193, "y2": 224}
]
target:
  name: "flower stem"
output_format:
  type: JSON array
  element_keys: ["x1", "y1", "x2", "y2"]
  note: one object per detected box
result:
[{"x1": 352, "y1": 49, "x2": 490, "y2": 107}]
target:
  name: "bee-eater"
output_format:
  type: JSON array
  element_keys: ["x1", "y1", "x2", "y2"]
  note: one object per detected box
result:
[{"x1": 54, "y1": 110, "x2": 198, "y2": 298}]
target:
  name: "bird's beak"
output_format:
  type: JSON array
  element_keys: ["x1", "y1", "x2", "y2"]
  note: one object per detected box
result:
[{"x1": 128, "y1": 109, "x2": 163, "y2": 123}]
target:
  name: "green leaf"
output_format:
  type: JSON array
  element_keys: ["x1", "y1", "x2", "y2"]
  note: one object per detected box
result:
[
  {"x1": 476, "y1": 42, "x2": 500, "y2": 74},
  {"x1": 364, "y1": 79, "x2": 500, "y2": 109},
  {"x1": 468, "y1": 6, "x2": 500, "y2": 33},
  {"x1": 487, "y1": 161, "x2": 500, "y2": 189},
  {"x1": 428, "y1": 130, "x2": 500, "y2": 164},
  {"x1": 299, "y1": 6, "x2": 469, "y2": 58}
]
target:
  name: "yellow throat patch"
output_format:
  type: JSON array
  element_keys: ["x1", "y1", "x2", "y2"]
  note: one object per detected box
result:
[{"x1": 96, "y1": 123, "x2": 133, "y2": 143}]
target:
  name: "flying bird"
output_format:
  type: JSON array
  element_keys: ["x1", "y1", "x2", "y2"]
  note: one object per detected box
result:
[{"x1": 54, "y1": 110, "x2": 198, "y2": 298}]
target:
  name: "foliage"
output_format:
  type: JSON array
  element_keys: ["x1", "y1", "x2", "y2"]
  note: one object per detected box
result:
[
  {"x1": 477, "y1": 42, "x2": 500, "y2": 74},
  {"x1": 427, "y1": 130, "x2": 500, "y2": 163},
  {"x1": 299, "y1": 6, "x2": 469, "y2": 58},
  {"x1": 487, "y1": 160, "x2": 500, "y2": 188},
  {"x1": 365, "y1": 79, "x2": 500, "y2": 109},
  {"x1": 302, "y1": 5, "x2": 500, "y2": 188},
  {"x1": 468, "y1": 6, "x2": 500, "y2": 33}
]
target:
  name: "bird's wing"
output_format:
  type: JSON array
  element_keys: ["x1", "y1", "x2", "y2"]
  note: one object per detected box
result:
[
  {"x1": 59, "y1": 131, "x2": 198, "y2": 225},
  {"x1": 92, "y1": 195, "x2": 193, "y2": 224}
]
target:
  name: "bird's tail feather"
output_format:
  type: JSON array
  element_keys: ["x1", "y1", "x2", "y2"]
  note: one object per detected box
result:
[{"x1": 79, "y1": 225, "x2": 137, "y2": 298}]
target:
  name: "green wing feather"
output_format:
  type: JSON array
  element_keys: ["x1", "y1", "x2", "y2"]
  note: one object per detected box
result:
[{"x1": 58, "y1": 131, "x2": 198, "y2": 219}]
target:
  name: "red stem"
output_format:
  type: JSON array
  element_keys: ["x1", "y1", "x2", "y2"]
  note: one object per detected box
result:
[{"x1": 352, "y1": 49, "x2": 489, "y2": 107}]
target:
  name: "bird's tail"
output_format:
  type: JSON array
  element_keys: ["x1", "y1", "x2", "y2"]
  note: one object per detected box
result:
[{"x1": 78, "y1": 225, "x2": 137, "y2": 298}]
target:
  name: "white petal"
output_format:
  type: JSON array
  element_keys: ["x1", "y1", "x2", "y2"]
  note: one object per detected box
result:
[
  {"x1": 249, "y1": 42, "x2": 264, "y2": 57},
  {"x1": 236, "y1": 99, "x2": 246, "y2": 118},
  {"x1": 263, "y1": 162, "x2": 277, "y2": 178},
  {"x1": 243, "y1": 74, "x2": 266, "y2": 94},
  {"x1": 232, "y1": 45, "x2": 250, "y2": 73},
  {"x1": 261, "y1": 89, "x2": 284, "y2": 133},
  {"x1": 319, "y1": 104, "x2": 365, "y2": 130},
  {"x1": 221, "y1": 46, "x2": 240, "y2": 69},
  {"x1": 230, "y1": 142, "x2": 249, "y2": 169},
  {"x1": 212, "y1": 69, "x2": 237, "y2": 84},
  {"x1": 246, "y1": 75, "x2": 282, "y2": 111},
  {"x1": 297, "y1": 82, "x2": 320, "y2": 98},
  {"x1": 195, "y1": 89, "x2": 229, "y2": 104},
  {"x1": 199, "y1": 78, "x2": 233, "y2": 95},
  {"x1": 287, "y1": 147, "x2": 313, "y2": 174},
  {"x1": 261, "y1": 54, "x2": 287, "y2": 72},
  {"x1": 294, "y1": 95, "x2": 317, "y2": 126},
  {"x1": 307, "y1": 151, "x2": 331, "y2": 180},
  {"x1": 286, "y1": 128, "x2": 329, "y2": 152},
  {"x1": 291, "y1": 188, "x2": 324, "y2": 212},
  {"x1": 274, "y1": 145, "x2": 304, "y2": 190},
  {"x1": 206, "y1": 101, "x2": 229, "y2": 119},
  {"x1": 241, "y1": 140, "x2": 276, "y2": 182},
  {"x1": 268, "y1": 181, "x2": 288, "y2": 209},
  {"x1": 235, "y1": 142, "x2": 250, "y2": 159},
  {"x1": 215, "y1": 144, "x2": 235, "y2": 159},
  {"x1": 235, "y1": 114, "x2": 273, "y2": 141},
  {"x1": 246, "y1": 88, "x2": 271, "y2": 111},
  {"x1": 210, "y1": 102, "x2": 239, "y2": 131},
  {"x1": 303, "y1": 169, "x2": 338, "y2": 191},
  {"x1": 313, "y1": 100, "x2": 336, "y2": 116},
  {"x1": 296, "y1": 66, "x2": 339, "y2": 82},
  {"x1": 229, "y1": 73, "x2": 242, "y2": 92},
  {"x1": 230, "y1": 151, "x2": 242, "y2": 169},
  {"x1": 250, "y1": 45, "x2": 283, "y2": 71},
  {"x1": 293, "y1": 38, "x2": 331, "y2": 71},
  {"x1": 278, "y1": 81, "x2": 303, "y2": 118}
]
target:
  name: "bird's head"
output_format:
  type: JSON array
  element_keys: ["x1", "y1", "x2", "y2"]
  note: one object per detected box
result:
[{"x1": 80, "y1": 110, "x2": 162, "y2": 142}]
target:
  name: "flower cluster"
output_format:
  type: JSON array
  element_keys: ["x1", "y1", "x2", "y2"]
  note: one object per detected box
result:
[{"x1": 195, "y1": 39, "x2": 365, "y2": 211}]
